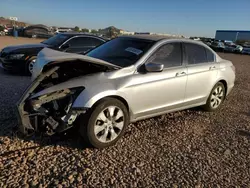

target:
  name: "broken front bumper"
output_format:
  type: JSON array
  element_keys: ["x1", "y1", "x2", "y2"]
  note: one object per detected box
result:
[
  {"x1": 16, "y1": 67, "x2": 60, "y2": 135},
  {"x1": 16, "y1": 66, "x2": 88, "y2": 136}
]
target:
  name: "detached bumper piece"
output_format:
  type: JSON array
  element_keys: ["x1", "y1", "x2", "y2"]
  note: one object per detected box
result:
[{"x1": 16, "y1": 67, "x2": 86, "y2": 136}]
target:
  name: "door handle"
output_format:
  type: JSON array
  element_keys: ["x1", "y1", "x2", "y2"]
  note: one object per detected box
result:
[
  {"x1": 176, "y1": 72, "x2": 186, "y2": 77},
  {"x1": 209, "y1": 66, "x2": 216, "y2": 70}
]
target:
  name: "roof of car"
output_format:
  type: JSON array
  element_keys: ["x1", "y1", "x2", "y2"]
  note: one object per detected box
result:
[
  {"x1": 60, "y1": 32, "x2": 107, "y2": 40},
  {"x1": 119, "y1": 34, "x2": 184, "y2": 41}
]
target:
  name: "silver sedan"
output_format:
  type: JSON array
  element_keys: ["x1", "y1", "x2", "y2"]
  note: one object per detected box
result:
[{"x1": 17, "y1": 35, "x2": 235, "y2": 148}]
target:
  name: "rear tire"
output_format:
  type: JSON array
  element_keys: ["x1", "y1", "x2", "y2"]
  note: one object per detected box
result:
[
  {"x1": 203, "y1": 82, "x2": 226, "y2": 112},
  {"x1": 79, "y1": 98, "x2": 129, "y2": 148}
]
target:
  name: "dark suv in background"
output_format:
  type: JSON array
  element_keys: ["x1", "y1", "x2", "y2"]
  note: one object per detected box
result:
[
  {"x1": 0, "y1": 33, "x2": 107, "y2": 74},
  {"x1": 23, "y1": 24, "x2": 53, "y2": 39}
]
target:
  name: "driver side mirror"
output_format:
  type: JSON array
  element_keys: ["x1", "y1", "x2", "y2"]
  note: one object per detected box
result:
[{"x1": 145, "y1": 62, "x2": 164, "y2": 72}]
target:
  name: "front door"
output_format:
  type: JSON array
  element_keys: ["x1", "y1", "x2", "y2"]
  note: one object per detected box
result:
[{"x1": 125, "y1": 42, "x2": 188, "y2": 119}]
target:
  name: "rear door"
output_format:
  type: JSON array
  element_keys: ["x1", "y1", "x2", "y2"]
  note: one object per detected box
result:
[
  {"x1": 184, "y1": 42, "x2": 219, "y2": 105},
  {"x1": 65, "y1": 36, "x2": 105, "y2": 53}
]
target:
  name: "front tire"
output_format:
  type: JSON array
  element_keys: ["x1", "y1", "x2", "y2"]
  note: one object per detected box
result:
[
  {"x1": 203, "y1": 82, "x2": 226, "y2": 112},
  {"x1": 25, "y1": 57, "x2": 36, "y2": 75},
  {"x1": 80, "y1": 98, "x2": 129, "y2": 148}
]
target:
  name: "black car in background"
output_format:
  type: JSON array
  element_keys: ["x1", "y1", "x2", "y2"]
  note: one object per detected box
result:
[
  {"x1": 224, "y1": 44, "x2": 236, "y2": 53},
  {"x1": 0, "y1": 33, "x2": 107, "y2": 74},
  {"x1": 210, "y1": 41, "x2": 225, "y2": 52},
  {"x1": 241, "y1": 47, "x2": 250, "y2": 55}
]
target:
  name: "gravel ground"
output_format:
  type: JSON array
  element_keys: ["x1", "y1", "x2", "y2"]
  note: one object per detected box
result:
[
  {"x1": 0, "y1": 36, "x2": 42, "y2": 49},
  {"x1": 0, "y1": 50, "x2": 250, "y2": 187}
]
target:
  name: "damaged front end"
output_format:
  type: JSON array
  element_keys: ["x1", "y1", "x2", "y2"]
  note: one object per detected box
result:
[
  {"x1": 16, "y1": 66, "x2": 89, "y2": 136},
  {"x1": 16, "y1": 48, "x2": 120, "y2": 136}
]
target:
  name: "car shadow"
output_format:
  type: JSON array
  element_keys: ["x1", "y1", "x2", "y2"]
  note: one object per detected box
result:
[
  {"x1": 0, "y1": 106, "x2": 89, "y2": 157},
  {"x1": 0, "y1": 102, "x2": 206, "y2": 152},
  {"x1": 0, "y1": 127, "x2": 89, "y2": 159},
  {"x1": 0, "y1": 145, "x2": 40, "y2": 158},
  {"x1": 237, "y1": 129, "x2": 250, "y2": 138},
  {"x1": 244, "y1": 111, "x2": 250, "y2": 117},
  {"x1": 0, "y1": 67, "x2": 28, "y2": 76}
]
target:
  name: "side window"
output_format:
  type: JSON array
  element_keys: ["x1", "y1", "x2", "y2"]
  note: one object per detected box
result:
[
  {"x1": 184, "y1": 43, "x2": 207, "y2": 64},
  {"x1": 147, "y1": 43, "x2": 182, "y2": 68},
  {"x1": 67, "y1": 37, "x2": 104, "y2": 47},
  {"x1": 66, "y1": 37, "x2": 87, "y2": 47},
  {"x1": 91, "y1": 38, "x2": 104, "y2": 46},
  {"x1": 206, "y1": 48, "x2": 215, "y2": 62}
]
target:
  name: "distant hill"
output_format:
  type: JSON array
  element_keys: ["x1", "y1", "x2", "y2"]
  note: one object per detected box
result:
[
  {"x1": 0, "y1": 17, "x2": 29, "y2": 27},
  {"x1": 99, "y1": 26, "x2": 121, "y2": 38},
  {"x1": 100, "y1": 26, "x2": 120, "y2": 32}
]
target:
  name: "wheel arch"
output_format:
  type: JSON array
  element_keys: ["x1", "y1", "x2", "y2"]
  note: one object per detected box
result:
[
  {"x1": 217, "y1": 79, "x2": 228, "y2": 95},
  {"x1": 25, "y1": 55, "x2": 37, "y2": 67},
  {"x1": 25, "y1": 56, "x2": 37, "y2": 74},
  {"x1": 206, "y1": 79, "x2": 228, "y2": 102},
  {"x1": 26, "y1": 55, "x2": 37, "y2": 62},
  {"x1": 90, "y1": 95, "x2": 130, "y2": 113},
  {"x1": 73, "y1": 90, "x2": 131, "y2": 114}
]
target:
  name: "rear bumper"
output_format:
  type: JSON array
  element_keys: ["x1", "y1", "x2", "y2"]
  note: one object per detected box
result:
[
  {"x1": 227, "y1": 72, "x2": 235, "y2": 96},
  {"x1": 227, "y1": 83, "x2": 234, "y2": 96}
]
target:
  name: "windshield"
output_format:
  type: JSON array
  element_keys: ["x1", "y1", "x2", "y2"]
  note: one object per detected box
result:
[
  {"x1": 41, "y1": 34, "x2": 70, "y2": 46},
  {"x1": 87, "y1": 37, "x2": 155, "y2": 67}
]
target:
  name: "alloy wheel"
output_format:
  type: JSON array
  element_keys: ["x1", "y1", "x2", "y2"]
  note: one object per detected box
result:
[
  {"x1": 28, "y1": 59, "x2": 36, "y2": 74},
  {"x1": 210, "y1": 85, "x2": 224, "y2": 109},
  {"x1": 94, "y1": 106, "x2": 124, "y2": 143}
]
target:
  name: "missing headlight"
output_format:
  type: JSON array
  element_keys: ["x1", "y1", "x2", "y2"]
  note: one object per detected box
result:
[{"x1": 26, "y1": 87, "x2": 85, "y2": 135}]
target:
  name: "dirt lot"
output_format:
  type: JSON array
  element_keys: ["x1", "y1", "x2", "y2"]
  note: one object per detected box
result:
[
  {"x1": 0, "y1": 37, "x2": 250, "y2": 187},
  {"x1": 0, "y1": 36, "x2": 43, "y2": 50}
]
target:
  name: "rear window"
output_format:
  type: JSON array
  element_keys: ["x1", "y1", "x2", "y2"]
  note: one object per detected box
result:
[
  {"x1": 184, "y1": 43, "x2": 207, "y2": 64},
  {"x1": 206, "y1": 48, "x2": 215, "y2": 62}
]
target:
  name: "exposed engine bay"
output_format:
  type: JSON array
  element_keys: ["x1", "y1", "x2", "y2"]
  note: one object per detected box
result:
[{"x1": 17, "y1": 60, "x2": 116, "y2": 136}]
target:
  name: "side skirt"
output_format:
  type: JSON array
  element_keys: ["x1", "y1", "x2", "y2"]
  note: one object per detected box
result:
[{"x1": 130, "y1": 102, "x2": 205, "y2": 123}]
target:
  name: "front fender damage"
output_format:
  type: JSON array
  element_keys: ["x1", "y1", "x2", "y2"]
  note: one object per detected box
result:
[{"x1": 16, "y1": 66, "x2": 89, "y2": 136}]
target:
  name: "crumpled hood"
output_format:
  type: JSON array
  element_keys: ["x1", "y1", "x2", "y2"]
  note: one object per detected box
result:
[
  {"x1": 30, "y1": 72, "x2": 108, "y2": 99},
  {"x1": 32, "y1": 48, "x2": 121, "y2": 80},
  {"x1": 2, "y1": 43, "x2": 48, "y2": 53}
]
